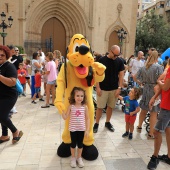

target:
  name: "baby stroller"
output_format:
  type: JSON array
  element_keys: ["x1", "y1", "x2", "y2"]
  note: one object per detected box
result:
[{"x1": 144, "y1": 111, "x2": 150, "y2": 133}]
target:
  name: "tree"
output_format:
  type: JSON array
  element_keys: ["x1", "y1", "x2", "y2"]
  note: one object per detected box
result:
[{"x1": 135, "y1": 10, "x2": 170, "y2": 54}]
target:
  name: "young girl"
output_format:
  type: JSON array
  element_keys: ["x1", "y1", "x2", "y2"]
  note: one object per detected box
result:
[
  {"x1": 119, "y1": 87, "x2": 141, "y2": 140},
  {"x1": 18, "y1": 63, "x2": 27, "y2": 96},
  {"x1": 23, "y1": 58, "x2": 31, "y2": 89},
  {"x1": 62, "y1": 87, "x2": 90, "y2": 168}
]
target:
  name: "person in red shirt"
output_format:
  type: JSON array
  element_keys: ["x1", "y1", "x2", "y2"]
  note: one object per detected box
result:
[
  {"x1": 147, "y1": 67, "x2": 170, "y2": 169},
  {"x1": 32, "y1": 69, "x2": 44, "y2": 104},
  {"x1": 18, "y1": 63, "x2": 27, "y2": 96}
]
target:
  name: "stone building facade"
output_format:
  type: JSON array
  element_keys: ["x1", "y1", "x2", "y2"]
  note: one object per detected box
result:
[{"x1": 0, "y1": 0, "x2": 138, "y2": 58}]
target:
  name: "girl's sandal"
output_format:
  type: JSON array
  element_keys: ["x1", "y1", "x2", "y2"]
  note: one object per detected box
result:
[
  {"x1": 137, "y1": 126, "x2": 142, "y2": 132},
  {"x1": 147, "y1": 134, "x2": 154, "y2": 139},
  {"x1": 12, "y1": 131, "x2": 23, "y2": 144}
]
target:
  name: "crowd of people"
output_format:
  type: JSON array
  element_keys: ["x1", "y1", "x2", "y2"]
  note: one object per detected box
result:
[
  {"x1": 0, "y1": 44, "x2": 170, "y2": 169},
  {"x1": 93, "y1": 47, "x2": 170, "y2": 170}
]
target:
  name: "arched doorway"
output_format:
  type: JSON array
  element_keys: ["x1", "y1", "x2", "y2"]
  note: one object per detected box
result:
[
  {"x1": 41, "y1": 17, "x2": 66, "y2": 56},
  {"x1": 108, "y1": 31, "x2": 119, "y2": 51}
]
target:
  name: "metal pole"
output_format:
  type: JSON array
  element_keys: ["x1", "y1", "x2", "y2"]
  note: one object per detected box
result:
[{"x1": 2, "y1": 21, "x2": 5, "y2": 45}]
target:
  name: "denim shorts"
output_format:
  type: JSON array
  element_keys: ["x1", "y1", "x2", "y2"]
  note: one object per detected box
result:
[
  {"x1": 47, "y1": 80, "x2": 56, "y2": 85},
  {"x1": 35, "y1": 87, "x2": 41, "y2": 93},
  {"x1": 155, "y1": 109, "x2": 170, "y2": 133}
]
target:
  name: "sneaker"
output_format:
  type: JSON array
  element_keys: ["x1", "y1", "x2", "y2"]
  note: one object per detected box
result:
[
  {"x1": 70, "y1": 157, "x2": 76, "y2": 168},
  {"x1": 122, "y1": 132, "x2": 129, "y2": 138},
  {"x1": 147, "y1": 155, "x2": 159, "y2": 170},
  {"x1": 39, "y1": 98, "x2": 44, "y2": 101},
  {"x1": 158, "y1": 154, "x2": 170, "y2": 165},
  {"x1": 128, "y1": 133, "x2": 133, "y2": 140},
  {"x1": 93, "y1": 123, "x2": 99, "y2": 133},
  {"x1": 105, "y1": 122, "x2": 115, "y2": 132},
  {"x1": 77, "y1": 157, "x2": 84, "y2": 168}
]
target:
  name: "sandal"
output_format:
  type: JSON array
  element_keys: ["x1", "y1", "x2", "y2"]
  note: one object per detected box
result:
[
  {"x1": 31, "y1": 101, "x2": 37, "y2": 104},
  {"x1": 50, "y1": 103, "x2": 54, "y2": 106},
  {"x1": 0, "y1": 137, "x2": 10, "y2": 144},
  {"x1": 137, "y1": 126, "x2": 142, "y2": 132},
  {"x1": 147, "y1": 134, "x2": 154, "y2": 139},
  {"x1": 12, "y1": 131, "x2": 23, "y2": 144},
  {"x1": 41, "y1": 105, "x2": 50, "y2": 108}
]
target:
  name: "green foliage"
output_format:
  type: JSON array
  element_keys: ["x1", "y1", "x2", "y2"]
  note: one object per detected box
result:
[{"x1": 135, "y1": 10, "x2": 170, "y2": 54}]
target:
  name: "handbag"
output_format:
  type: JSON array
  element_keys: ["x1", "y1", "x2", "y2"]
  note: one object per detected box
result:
[{"x1": 16, "y1": 79, "x2": 23, "y2": 93}]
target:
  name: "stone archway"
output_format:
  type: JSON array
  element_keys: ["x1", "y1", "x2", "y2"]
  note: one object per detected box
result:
[{"x1": 24, "y1": 0, "x2": 88, "y2": 55}]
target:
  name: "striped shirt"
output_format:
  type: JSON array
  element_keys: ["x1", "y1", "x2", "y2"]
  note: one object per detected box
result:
[{"x1": 69, "y1": 105, "x2": 86, "y2": 132}]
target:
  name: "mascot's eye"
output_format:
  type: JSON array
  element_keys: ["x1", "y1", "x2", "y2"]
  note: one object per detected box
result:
[
  {"x1": 75, "y1": 46, "x2": 79, "y2": 52},
  {"x1": 73, "y1": 43, "x2": 80, "y2": 53}
]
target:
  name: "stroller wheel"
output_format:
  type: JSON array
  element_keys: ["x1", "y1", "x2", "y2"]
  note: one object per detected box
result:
[
  {"x1": 144, "y1": 116, "x2": 150, "y2": 124},
  {"x1": 122, "y1": 105, "x2": 125, "y2": 112},
  {"x1": 146, "y1": 124, "x2": 150, "y2": 133}
]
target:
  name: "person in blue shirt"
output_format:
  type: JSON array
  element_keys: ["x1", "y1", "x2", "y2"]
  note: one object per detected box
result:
[
  {"x1": 119, "y1": 87, "x2": 141, "y2": 139},
  {"x1": 157, "y1": 53, "x2": 163, "y2": 66}
]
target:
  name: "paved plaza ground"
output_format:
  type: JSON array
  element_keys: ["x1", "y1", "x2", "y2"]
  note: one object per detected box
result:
[{"x1": 0, "y1": 87, "x2": 170, "y2": 170}]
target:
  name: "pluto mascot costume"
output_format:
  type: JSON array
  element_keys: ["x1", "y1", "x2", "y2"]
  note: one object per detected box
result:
[{"x1": 54, "y1": 34, "x2": 106, "y2": 160}]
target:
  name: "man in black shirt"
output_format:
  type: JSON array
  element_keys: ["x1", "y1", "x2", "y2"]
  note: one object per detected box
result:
[
  {"x1": 11, "y1": 47, "x2": 23, "y2": 70},
  {"x1": 93, "y1": 45, "x2": 125, "y2": 133}
]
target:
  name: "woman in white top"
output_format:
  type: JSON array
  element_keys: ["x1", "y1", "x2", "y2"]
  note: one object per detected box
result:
[{"x1": 31, "y1": 52, "x2": 42, "y2": 97}]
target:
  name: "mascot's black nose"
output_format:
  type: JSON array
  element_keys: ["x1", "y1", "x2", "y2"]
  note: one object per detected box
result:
[{"x1": 79, "y1": 45, "x2": 89, "y2": 55}]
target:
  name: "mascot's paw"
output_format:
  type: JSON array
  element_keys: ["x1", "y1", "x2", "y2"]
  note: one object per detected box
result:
[
  {"x1": 54, "y1": 102, "x2": 66, "y2": 114},
  {"x1": 82, "y1": 144, "x2": 98, "y2": 160},
  {"x1": 57, "y1": 142, "x2": 71, "y2": 157},
  {"x1": 92, "y1": 62, "x2": 106, "y2": 76}
]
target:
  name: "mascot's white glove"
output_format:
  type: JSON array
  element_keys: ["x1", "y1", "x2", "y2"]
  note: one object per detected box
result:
[{"x1": 55, "y1": 102, "x2": 66, "y2": 114}]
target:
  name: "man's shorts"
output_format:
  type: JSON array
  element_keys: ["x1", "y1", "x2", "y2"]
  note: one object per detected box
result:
[
  {"x1": 97, "y1": 90, "x2": 117, "y2": 109},
  {"x1": 35, "y1": 87, "x2": 41, "y2": 93},
  {"x1": 125, "y1": 114, "x2": 136, "y2": 125},
  {"x1": 155, "y1": 108, "x2": 170, "y2": 133},
  {"x1": 47, "y1": 80, "x2": 56, "y2": 85}
]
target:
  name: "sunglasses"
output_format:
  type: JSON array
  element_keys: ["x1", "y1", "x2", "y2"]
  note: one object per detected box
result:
[
  {"x1": 0, "y1": 54, "x2": 5, "y2": 57},
  {"x1": 15, "y1": 50, "x2": 19, "y2": 51},
  {"x1": 111, "y1": 50, "x2": 119, "y2": 57}
]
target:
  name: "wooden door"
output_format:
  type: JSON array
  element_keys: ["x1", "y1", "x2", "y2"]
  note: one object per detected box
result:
[
  {"x1": 41, "y1": 17, "x2": 66, "y2": 56},
  {"x1": 108, "y1": 31, "x2": 119, "y2": 51}
]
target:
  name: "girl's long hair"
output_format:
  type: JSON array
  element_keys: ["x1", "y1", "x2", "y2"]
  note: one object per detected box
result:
[{"x1": 145, "y1": 51, "x2": 158, "y2": 69}]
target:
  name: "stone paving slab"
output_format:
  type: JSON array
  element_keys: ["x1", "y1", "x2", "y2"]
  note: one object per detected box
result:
[{"x1": 104, "y1": 158, "x2": 147, "y2": 170}]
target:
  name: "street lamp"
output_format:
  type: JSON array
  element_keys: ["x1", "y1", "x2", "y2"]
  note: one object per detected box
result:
[
  {"x1": 0, "y1": 12, "x2": 13, "y2": 45},
  {"x1": 117, "y1": 28, "x2": 127, "y2": 52}
]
